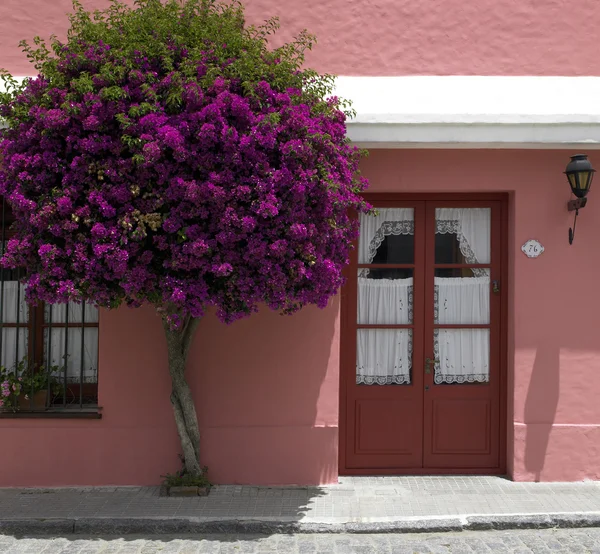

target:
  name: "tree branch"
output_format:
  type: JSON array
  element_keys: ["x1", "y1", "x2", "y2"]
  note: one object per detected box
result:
[
  {"x1": 182, "y1": 316, "x2": 201, "y2": 359},
  {"x1": 180, "y1": 312, "x2": 192, "y2": 343}
]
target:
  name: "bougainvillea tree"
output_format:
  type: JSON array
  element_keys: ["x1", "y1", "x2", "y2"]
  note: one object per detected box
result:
[{"x1": 0, "y1": 0, "x2": 369, "y2": 477}]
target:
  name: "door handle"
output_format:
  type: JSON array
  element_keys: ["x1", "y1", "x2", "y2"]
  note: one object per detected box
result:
[{"x1": 424, "y1": 357, "x2": 439, "y2": 374}]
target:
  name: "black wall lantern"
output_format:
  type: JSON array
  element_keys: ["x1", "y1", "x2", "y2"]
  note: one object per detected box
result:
[{"x1": 565, "y1": 154, "x2": 595, "y2": 244}]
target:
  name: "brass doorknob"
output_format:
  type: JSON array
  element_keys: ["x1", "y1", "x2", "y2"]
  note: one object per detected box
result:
[{"x1": 424, "y1": 357, "x2": 439, "y2": 374}]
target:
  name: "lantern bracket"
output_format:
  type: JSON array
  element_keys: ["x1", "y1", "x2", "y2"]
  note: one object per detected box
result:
[
  {"x1": 568, "y1": 197, "x2": 587, "y2": 212},
  {"x1": 568, "y1": 195, "x2": 589, "y2": 244},
  {"x1": 569, "y1": 208, "x2": 580, "y2": 245}
]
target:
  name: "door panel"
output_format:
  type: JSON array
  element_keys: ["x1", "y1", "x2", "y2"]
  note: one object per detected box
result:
[
  {"x1": 355, "y1": 398, "x2": 421, "y2": 454},
  {"x1": 431, "y1": 398, "x2": 491, "y2": 453},
  {"x1": 345, "y1": 202, "x2": 425, "y2": 469},
  {"x1": 423, "y1": 201, "x2": 501, "y2": 469},
  {"x1": 342, "y1": 197, "x2": 504, "y2": 473}
]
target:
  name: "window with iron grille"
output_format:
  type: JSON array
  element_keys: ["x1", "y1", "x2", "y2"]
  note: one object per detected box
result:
[{"x1": 0, "y1": 200, "x2": 99, "y2": 415}]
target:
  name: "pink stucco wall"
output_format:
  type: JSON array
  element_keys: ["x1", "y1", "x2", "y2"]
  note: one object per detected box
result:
[
  {"x1": 1, "y1": 0, "x2": 600, "y2": 485},
  {"x1": 0, "y1": 300, "x2": 340, "y2": 486},
  {"x1": 1, "y1": 149, "x2": 599, "y2": 485},
  {"x1": 2, "y1": 0, "x2": 600, "y2": 76}
]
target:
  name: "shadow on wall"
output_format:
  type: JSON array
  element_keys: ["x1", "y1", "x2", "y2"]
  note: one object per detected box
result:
[
  {"x1": 523, "y1": 344, "x2": 560, "y2": 481},
  {"x1": 187, "y1": 296, "x2": 341, "y2": 485}
]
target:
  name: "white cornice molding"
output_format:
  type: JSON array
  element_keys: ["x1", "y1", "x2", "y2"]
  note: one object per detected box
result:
[{"x1": 333, "y1": 76, "x2": 600, "y2": 148}]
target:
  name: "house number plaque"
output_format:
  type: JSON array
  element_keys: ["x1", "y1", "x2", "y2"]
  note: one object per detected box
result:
[{"x1": 521, "y1": 239, "x2": 545, "y2": 258}]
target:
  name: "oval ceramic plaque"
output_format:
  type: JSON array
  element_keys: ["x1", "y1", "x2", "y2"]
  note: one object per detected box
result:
[{"x1": 521, "y1": 239, "x2": 544, "y2": 258}]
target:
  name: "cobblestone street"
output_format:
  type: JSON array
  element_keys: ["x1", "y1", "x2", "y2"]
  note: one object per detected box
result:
[{"x1": 4, "y1": 529, "x2": 600, "y2": 553}]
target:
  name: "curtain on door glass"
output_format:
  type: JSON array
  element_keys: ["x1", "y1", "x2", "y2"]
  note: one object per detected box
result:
[{"x1": 356, "y1": 207, "x2": 491, "y2": 385}]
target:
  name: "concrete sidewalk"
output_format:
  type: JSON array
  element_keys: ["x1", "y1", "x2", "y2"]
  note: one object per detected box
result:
[{"x1": 2, "y1": 476, "x2": 600, "y2": 535}]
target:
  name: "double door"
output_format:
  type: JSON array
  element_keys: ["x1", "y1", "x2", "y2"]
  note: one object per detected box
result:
[{"x1": 341, "y1": 198, "x2": 505, "y2": 472}]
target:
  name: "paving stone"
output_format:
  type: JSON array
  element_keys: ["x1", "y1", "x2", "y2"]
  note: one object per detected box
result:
[
  {"x1": 4, "y1": 477, "x2": 600, "y2": 538},
  {"x1": 1, "y1": 476, "x2": 600, "y2": 526}
]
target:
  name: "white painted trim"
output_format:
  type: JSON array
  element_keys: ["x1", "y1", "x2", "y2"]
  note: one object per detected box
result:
[
  {"x1": 347, "y1": 123, "x2": 600, "y2": 149},
  {"x1": 333, "y1": 76, "x2": 600, "y2": 148},
  {"x1": 0, "y1": 75, "x2": 27, "y2": 91},
  {"x1": 6, "y1": 75, "x2": 600, "y2": 148}
]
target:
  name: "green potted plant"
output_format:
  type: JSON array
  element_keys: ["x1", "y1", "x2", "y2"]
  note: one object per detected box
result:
[{"x1": 0, "y1": 360, "x2": 62, "y2": 411}]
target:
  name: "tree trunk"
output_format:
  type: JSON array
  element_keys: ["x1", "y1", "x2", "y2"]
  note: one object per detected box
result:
[{"x1": 162, "y1": 313, "x2": 202, "y2": 476}]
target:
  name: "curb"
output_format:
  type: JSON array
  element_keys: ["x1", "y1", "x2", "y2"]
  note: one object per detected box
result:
[
  {"x1": 467, "y1": 513, "x2": 600, "y2": 530},
  {"x1": 2, "y1": 513, "x2": 600, "y2": 535}
]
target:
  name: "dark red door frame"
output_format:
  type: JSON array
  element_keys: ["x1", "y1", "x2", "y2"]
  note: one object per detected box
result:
[{"x1": 339, "y1": 193, "x2": 508, "y2": 476}]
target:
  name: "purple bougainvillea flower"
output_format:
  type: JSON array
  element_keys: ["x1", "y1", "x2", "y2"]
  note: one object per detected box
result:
[{"x1": 0, "y1": 23, "x2": 370, "y2": 326}]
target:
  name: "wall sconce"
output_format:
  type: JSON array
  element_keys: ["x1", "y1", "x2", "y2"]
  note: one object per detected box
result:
[{"x1": 565, "y1": 154, "x2": 595, "y2": 244}]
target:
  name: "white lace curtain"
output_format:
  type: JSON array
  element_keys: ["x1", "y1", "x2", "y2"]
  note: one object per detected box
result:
[
  {"x1": 356, "y1": 278, "x2": 413, "y2": 385},
  {"x1": 434, "y1": 277, "x2": 490, "y2": 384},
  {"x1": 357, "y1": 329, "x2": 412, "y2": 385},
  {"x1": 357, "y1": 277, "x2": 413, "y2": 325},
  {"x1": 357, "y1": 207, "x2": 491, "y2": 385},
  {"x1": 434, "y1": 208, "x2": 490, "y2": 383},
  {"x1": 358, "y1": 207, "x2": 490, "y2": 264},
  {"x1": 435, "y1": 208, "x2": 491, "y2": 267},
  {"x1": 359, "y1": 208, "x2": 414, "y2": 264}
]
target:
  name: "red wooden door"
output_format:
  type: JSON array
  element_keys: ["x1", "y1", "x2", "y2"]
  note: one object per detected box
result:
[
  {"x1": 341, "y1": 195, "x2": 505, "y2": 474},
  {"x1": 422, "y1": 200, "x2": 502, "y2": 469},
  {"x1": 343, "y1": 201, "x2": 426, "y2": 469}
]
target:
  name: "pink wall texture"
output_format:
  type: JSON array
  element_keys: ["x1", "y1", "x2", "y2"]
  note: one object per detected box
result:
[
  {"x1": 0, "y1": 300, "x2": 341, "y2": 486},
  {"x1": 2, "y1": 0, "x2": 600, "y2": 77},
  {"x1": 1, "y1": 0, "x2": 600, "y2": 485},
  {"x1": 1, "y1": 149, "x2": 599, "y2": 485}
]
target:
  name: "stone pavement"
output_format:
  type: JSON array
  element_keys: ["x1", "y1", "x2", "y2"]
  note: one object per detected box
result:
[
  {"x1": 5, "y1": 529, "x2": 600, "y2": 553},
  {"x1": 2, "y1": 476, "x2": 600, "y2": 535}
]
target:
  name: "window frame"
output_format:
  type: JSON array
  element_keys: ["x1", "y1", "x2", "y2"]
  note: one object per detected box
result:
[{"x1": 0, "y1": 199, "x2": 100, "y2": 417}]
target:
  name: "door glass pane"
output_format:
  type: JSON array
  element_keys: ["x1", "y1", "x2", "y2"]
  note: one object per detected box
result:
[
  {"x1": 435, "y1": 208, "x2": 490, "y2": 264},
  {"x1": 434, "y1": 329, "x2": 489, "y2": 384},
  {"x1": 357, "y1": 329, "x2": 412, "y2": 385},
  {"x1": 358, "y1": 270, "x2": 413, "y2": 324},
  {"x1": 359, "y1": 208, "x2": 414, "y2": 264},
  {"x1": 434, "y1": 272, "x2": 490, "y2": 325}
]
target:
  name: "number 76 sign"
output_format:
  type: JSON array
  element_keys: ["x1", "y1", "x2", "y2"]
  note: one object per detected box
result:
[{"x1": 521, "y1": 239, "x2": 545, "y2": 258}]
